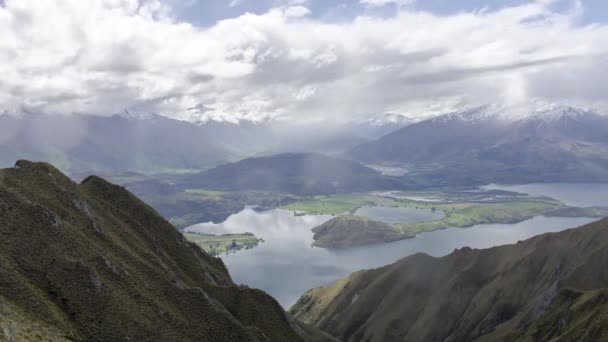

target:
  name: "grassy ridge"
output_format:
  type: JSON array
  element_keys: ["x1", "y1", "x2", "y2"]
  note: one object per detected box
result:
[
  {"x1": 290, "y1": 217, "x2": 608, "y2": 341},
  {"x1": 0, "y1": 161, "x2": 307, "y2": 341}
]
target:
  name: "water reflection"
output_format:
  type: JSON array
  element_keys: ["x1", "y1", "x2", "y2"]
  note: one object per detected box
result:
[{"x1": 188, "y1": 207, "x2": 595, "y2": 308}]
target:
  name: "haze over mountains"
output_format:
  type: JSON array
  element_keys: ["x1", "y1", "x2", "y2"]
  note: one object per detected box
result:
[
  {"x1": 349, "y1": 105, "x2": 608, "y2": 185},
  {"x1": 181, "y1": 153, "x2": 404, "y2": 196},
  {"x1": 4, "y1": 104, "x2": 608, "y2": 188},
  {"x1": 4, "y1": 104, "x2": 607, "y2": 188},
  {"x1": 0, "y1": 112, "x2": 250, "y2": 174},
  {"x1": 0, "y1": 111, "x2": 412, "y2": 175}
]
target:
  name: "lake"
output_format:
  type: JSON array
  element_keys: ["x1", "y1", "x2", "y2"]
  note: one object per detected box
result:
[
  {"x1": 186, "y1": 183, "x2": 608, "y2": 308},
  {"x1": 481, "y1": 183, "x2": 608, "y2": 207},
  {"x1": 190, "y1": 212, "x2": 594, "y2": 307}
]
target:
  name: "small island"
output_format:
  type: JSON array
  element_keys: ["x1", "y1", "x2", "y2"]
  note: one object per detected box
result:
[
  {"x1": 312, "y1": 215, "x2": 409, "y2": 248},
  {"x1": 183, "y1": 232, "x2": 263, "y2": 256}
]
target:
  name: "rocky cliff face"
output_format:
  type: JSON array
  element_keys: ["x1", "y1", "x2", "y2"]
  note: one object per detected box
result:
[
  {"x1": 290, "y1": 217, "x2": 608, "y2": 342},
  {"x1": 0, "y1": 160, "x2": 310, "y2": 341}
]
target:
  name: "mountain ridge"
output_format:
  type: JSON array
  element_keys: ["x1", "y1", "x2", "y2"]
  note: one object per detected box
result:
[
  {"x1": 181, "y1": 153, "x2": 406, "y2": 196},
  {"x1": 0, "y1": 160, "x2": 327, "y2": 341},
  {"x1": 289, "y1": 216, "x2": 608, "y2": 341},
  {"x1": 348, "y1": 105, "x2": 608, "y2": 185}
]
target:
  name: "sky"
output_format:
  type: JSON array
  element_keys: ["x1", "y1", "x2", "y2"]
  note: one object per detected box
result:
[{"x1": 1, "y1": 0, "x2": 607, "y2": 122}]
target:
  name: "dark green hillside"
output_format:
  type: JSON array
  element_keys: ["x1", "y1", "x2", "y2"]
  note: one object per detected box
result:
[
  {"x1": 181, "y1": 153, "x2": 405, "y2": 196},
  {"x1": 311, "y1": 215, "x2": 406, "y2": 248},
  {"x1": 0, "y1": 161, "x2": 311, "y2": 341},
  {"x1": 291, "y1": 217, "x2": 608, "y2": 342}
]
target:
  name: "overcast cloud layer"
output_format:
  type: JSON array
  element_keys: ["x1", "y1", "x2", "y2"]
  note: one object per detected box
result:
[{"x1": 1, "y1": 0, "x2": 607, "y2": 122}]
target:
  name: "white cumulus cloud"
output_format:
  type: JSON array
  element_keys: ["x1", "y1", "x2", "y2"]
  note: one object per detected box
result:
[
  {"x1": 360, "y1": 0, "x2": 415, "y2": 7},
  {"x1": 0, "y1": 0, "x2": 607, "y2": 122}
]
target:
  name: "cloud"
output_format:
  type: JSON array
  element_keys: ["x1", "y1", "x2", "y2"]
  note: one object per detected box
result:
[
  {"x1": 0, "y1": 0, "x2": 607, "y2": 122},
  {"x1": 228, "y1": 0, "x2": 243, "y2": 8},
  {"x1": 360, "y1": 0, "x2": 415, "y2": 7}
]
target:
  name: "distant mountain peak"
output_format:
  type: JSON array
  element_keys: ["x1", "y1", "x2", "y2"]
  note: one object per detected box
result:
[
  {"x1": 429, "y1": 103, "x2": 604, "y2": 124},
  {"x1": 114, "y1": 109, "x2": 163, "y2": 121},
  {"x1": 524, "y1": 105, "x2": 600, "y2": 122},
  {"x1": 367, "y1": 113, "x2": 414, "y2": 127},
  {"x1": 430, "y1": 105, "x2": 508, "y2": 123}
]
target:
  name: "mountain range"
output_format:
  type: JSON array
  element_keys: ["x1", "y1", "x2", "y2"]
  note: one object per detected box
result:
[
  {"x1": 0, "y1": 160, "x2": 334, "y2": 341},
  {"x1": 348, "y1": 105, "x2": 608, "y2": 185},
  {"x1": 290, "y1": 216, "x2": 608, "y2": 341},
  {"x1": 0, "y1": 111, "x2": 412, "y2": 176},
  {"x1": 0, "y1": 112, "x2": 254, "y2": 174},
  {"x1": 179, "y1": 153, "x2": 405, "y2": 196}
]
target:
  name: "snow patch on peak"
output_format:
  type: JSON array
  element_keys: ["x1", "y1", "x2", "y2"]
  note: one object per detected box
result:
[
  {"x1": 431, "y1": 105, "x2": 510, "y2": 123},
  {"x1": 368, "y1": 113, "x2": 414, "y2": 127},
  {"x1": 525, "y1": 105, "x2": 599, "y2": 123},
  {"x1": 429, "y1": 103, "x2": 605, "y2": 125}
]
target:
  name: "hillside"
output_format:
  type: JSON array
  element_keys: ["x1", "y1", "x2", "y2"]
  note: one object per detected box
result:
[
  {"x1": 311, "y1": 215, "x2": 407, "y2": 248},
  {"x1": 348, "y1": 106, "x2": 608, "y2": 185},
  {"x1": 0, "y1": 160, "x2": 325, "y2": 341},
  {"x1": 290, "y1": 217, "x2": 608, "y2": 341},
  {"x1": 181, "y1": 153, "x2": 405, "y2": 196}
]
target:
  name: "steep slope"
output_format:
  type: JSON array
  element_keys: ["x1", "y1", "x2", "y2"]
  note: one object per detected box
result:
[
  {"x1": 0, "y1": 160, "x2": 309, "y2": 341},
  {"x1": 348, "y1": 106, "x2": 608, "y2": 184},
  {"x1": 182, "y1": 153, "x2": 405, "y2": 195},
  {"x1": 503, "y1": 288, "x2": 608, "y2": 341},
  {"x1": 290, "y1": 217, "x2": 608, "y2": 342}
]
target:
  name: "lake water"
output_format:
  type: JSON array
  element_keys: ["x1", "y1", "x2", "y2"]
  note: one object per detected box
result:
[
  {"x1": 188, "y1": 214, "x2": 598, "y2": 308},
  {"x1": 354, "y1": 205, "x2": 444, "y2": 224},
  {"x1": 481, "y1": 183, "x2": 608, "y2": 207},
  {"x1": 186, "y1": 183, "x2": 608, "y2": 308}
]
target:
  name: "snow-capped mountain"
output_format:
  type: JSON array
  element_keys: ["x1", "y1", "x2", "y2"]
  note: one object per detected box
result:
[
  {"x1": 368, "y1": 113, "x2": 415, "y2": 127},
  {"x1": 430, "y1": 103, "x2": 606, "y2": 124},
  {"x1": 351, "y1": 113, "x2": 415, "y2": 140},
  {"x1": 429, "y1": 105, "x2": 508, "y2": 123},
  {"x1": 348, "y1": 104, "x2": 608, "y2": 184}
]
